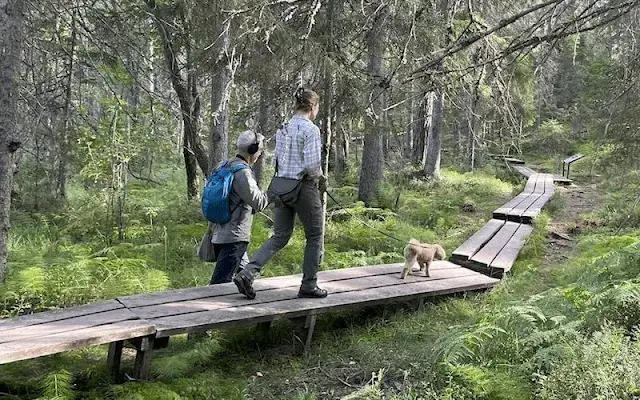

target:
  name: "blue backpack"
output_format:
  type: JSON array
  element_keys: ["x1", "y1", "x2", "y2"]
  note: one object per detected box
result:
[{"x1": 201, "y1": 162, "x2": 249, "y2": 224}]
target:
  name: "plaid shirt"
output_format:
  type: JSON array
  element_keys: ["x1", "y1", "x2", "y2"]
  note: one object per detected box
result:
[{"x1": 274, "y1": 114, "x2": 322, "y2": 180}]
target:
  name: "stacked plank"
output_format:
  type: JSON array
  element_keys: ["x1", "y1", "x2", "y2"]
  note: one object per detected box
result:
[
  {"x1": 450, "y1": 219, "x2": 533, "y2": 278},
  {"x1": 493, "y1": 173, "x2": 554, "y2": 224}
]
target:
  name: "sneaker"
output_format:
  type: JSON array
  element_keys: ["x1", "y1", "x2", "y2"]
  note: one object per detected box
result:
[
  {"x1": 233, "y1": 274, "x2": 256, "y2": 300},
  {"x1": 297, "y1": 287, "x2": 328, "y2": 298}
]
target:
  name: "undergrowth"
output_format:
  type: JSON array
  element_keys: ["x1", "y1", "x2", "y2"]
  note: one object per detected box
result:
[{"x1": 4, "y1": 166, "x2": 640, "y2": 399}]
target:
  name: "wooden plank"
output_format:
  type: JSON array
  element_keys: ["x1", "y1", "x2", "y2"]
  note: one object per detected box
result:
[
  {"x1": 512, "y1": 165, "x2": 535, "y2": 178},
  {"x1": 0, "y1": 320, "x2": 155, "y2": 364},
  {"x1": 152, "y1": 273, "x2": 499, "y2": 337},
  {"x1": 553, "y1": 175, "x2": 572, "y2": 185},
  {"x1": 563, "y1": 153, "x2": 584, "y2": 164},
  {"x1": 131, "y1": 263, "x2": 477, "y2": 320},
  {"x1": 523, "y1": 174, "x2": 539, "y2": 194},
  {"x1": 468, "y1": 222, "x2": 520, "y2": 268},
  {"x1": 493, "y1": 193, "x2": 531, "y2": 218},
  {"x1": 119, "y1": 262, "x2": 460, "y2": 309},
  {"x1": 504, "y1": 157, "x2": 525, "y2": 164},
  {"x1": 0, "y1": 308, "x2": 139, "y2": 344},
  {"x1": 520, "y1": 194, "x2": 552, "y2": 221},
  {"x1": 0, "y1": 300, "x2": 123, "y2": 333},
  {"x1": 489, "y1": 224, "x2": 534, "y2": 274},
  {"x1": 544, "y1": 174, "x2": 555, "y2": 195},
  {"x1": 451, "y1": 219, "x2": 505, "y2": 263}
]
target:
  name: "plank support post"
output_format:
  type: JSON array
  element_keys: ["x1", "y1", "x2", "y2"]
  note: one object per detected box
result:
[
  {"x1": 255, "y1": 321, "x2": 272, "y2": 342},
  {"x1": 303, "y1": 314, "x2": 317, "y2": 355},
  {"x1": 134, "y1": 334, "x2": 155, "y2": 380},
  {"x1": 107, "y1": 340, "x2": 124, "y2": 383}
]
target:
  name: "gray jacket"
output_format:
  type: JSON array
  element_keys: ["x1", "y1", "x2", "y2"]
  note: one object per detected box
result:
[{"x1": 210, "y1": 157, "x2": 270, "y2": 244}]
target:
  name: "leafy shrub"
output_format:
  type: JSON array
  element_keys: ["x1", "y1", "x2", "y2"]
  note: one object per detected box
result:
[{"x1": 535, "y1": 328, "x2": 640, "y2": 399}]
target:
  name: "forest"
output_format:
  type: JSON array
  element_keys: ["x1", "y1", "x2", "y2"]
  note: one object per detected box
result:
[{"x1": 1, "y1": 0, "x2": 640, "y2": 398}]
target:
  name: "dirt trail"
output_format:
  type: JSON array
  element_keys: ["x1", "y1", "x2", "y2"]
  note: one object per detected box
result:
[{"x1": 543, "y1": 183, "x2": 602, "y2": 266}]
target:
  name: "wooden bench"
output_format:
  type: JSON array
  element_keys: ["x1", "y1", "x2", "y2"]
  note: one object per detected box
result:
[
  {"x1": 493, "y1": 173, "x2": 554, "y2": 224},
  {"x1": 0, "y1": 300, "x2": 156, "y2": 381},
  {"x1": 0, "y1": 263, "x2": 498, "y2": 381},
  {"x1": 450, "y1": 219, "x2": 533, "y2": 278},
  {"x1": 562, "y1": 153, "x2": 584, "y2": 179}
]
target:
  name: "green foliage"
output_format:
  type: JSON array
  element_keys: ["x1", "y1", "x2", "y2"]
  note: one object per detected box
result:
[
  {"x1": 525, "y1": 119, "x2": 574, "y2": 156},
  {"x1": 536, "y1": 329, "x2": 640, "y2": 400},
  {"x1": 341, "y1": 370, "x2": 384, "y2": 400},
  {"x1": 38, "y1": 369, "x2": 74, "y2": 400}
]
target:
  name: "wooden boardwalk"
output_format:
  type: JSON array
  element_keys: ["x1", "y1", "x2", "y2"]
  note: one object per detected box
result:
[
  {"x1": 0, "y1": 155, "x2": 563, "y2": 380},
  {"x1": 0, "y1": 262, "x2": 497, "y2": 379},
  {"x1": 493, "y1": 173, "x2": 554, "y2": 223}
]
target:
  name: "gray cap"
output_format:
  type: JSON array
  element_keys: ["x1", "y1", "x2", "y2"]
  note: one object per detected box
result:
[{"x1": 236, "y1": 130, "x2": 264, "y2": 152}]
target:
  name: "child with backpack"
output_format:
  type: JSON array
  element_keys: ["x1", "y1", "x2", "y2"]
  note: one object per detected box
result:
[{"x1": 202, "y1": 130, "x2": 272, "y2": 284}]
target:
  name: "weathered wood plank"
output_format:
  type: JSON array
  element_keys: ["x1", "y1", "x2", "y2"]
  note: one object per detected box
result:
[
  {"x1": 153, "y1": 273, "x2": 499, "y2": 337},
  {"x1": 468, "y1": 222, "x2": 520, "y2": 268},
  {"x1": 0, "y1": 320, "x2": 155, "y2": 364},
  {"x1": 119, "y1": 262, "x2": 461, "y2": 309},
  {"x1": 451, "y1": 219, "x2": 505, "y2": 263},
  {"x1": 0, "y1": 308, "x2": 139, "y2": 344},
  {"x1": 0, "y1": 300, "x2": 123, "y2": 333},
  {"x1": 131, "y1": 263, "x2": 477, "y2": 320},
  {"x1": 504, "y1": 157, "x2": 525, "y2": 164},
  {"x1": 513, "y1": 165, "x2": 536, "y2": 178},
  {"x1": 489, "y1": 224, "x2": 534, "y2": 274},
  {"x1": 523, "y1": 174, "x2": 539, "y2": 194},
  {"x1": 493, "y1": 193, "x2": 531, "y2": 219},
  {"x1": 563, "y1": 154, "x2": 584, "y2": 164}
]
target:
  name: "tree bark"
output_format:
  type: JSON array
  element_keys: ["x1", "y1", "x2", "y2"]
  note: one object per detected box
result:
[
  {"x1": 423, "y1": 0, "x2": 449, "y2": 179},
  {"x1": 56, "y1": 11, "x2": 76, "y2": 199},
  {"x1": 358, "y1": 3, "x2": 388, "y2": 205},
  {"x1": 147, "y1": 0, "x2": 208, "y2": 195},
  {"x1": 209, "y1": 3, "x2": 231, "y2": 174},
  {"x1": 254, "y1": 80, "x2": 269, "y2": 186},
  {"x1": 0, "y1": 0, "x2": 26, "y2": 282},
  {"x1": 333, "y1": 101, "x2": 346, "y2": 175},
  {"x1": 424, "y1": 87, "x2": 444, "y2": 179}
]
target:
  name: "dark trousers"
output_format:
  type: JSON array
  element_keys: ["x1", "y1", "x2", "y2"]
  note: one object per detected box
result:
[
  {"x1": 242, "y1": 179, "x2": 323, "y2": 291},
  {"x1": 210, "y1": 242, "x2": 249, "y2": 284}
]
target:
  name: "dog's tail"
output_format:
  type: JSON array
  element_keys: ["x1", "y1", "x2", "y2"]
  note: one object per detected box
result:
[{"x1": 434, "y1": 244, "x2": 446, "y2": 260}]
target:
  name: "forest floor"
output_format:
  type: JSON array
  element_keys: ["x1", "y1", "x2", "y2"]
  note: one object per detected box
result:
[{"x1": 542, "y1": 183, "x2": 602, "y2": 268}]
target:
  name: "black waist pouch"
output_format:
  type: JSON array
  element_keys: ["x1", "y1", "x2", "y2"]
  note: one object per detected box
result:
[{"x1": 268, "y1": 176, "x2": 303, "y2": 206}]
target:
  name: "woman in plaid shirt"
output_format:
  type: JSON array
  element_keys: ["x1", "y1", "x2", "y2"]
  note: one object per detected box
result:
[{"x1": 233, "y1": 87, "x2": 328, "y2": 299}]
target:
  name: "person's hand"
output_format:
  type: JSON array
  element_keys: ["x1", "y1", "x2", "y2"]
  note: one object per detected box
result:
[{"x1": 318, "y1": 175, "x2": 328, "y2": 193}]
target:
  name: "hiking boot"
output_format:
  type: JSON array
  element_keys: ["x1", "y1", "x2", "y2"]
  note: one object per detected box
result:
[
  {"x1": 297, "y1": 287, "x2": 328, "y2": 298},
  {"x1": 233, "y1": 274, "x2": 256, "y2": 300}
]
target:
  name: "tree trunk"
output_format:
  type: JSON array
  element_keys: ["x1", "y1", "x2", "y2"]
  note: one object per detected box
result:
[
  {"x1": 147, "y1": 0, "x2": 208, "y2": 194},
  {"x1": 412, "y1": 95, "x2": 429, "y2": 166},
  {"x1": 209, "y1": 4, "x2": 231, "y2": 174},
  {"x1": 358, "y1": 3, "x2": 388, "y2": 205},
  {"x1": 423, "y1": 0, "x2": 449, "y2": 179},
  {"x1": 334, "y1": 102, "x2": 346, "y2": 175},
  {"x1": 56, "y1": 11, "x2": 77, "y2": 199},
  {"x1": 0, "y1": 0, "x2": 26, "y2": 282},
  {"x1": 404, "y1": 92, "x2": 414, "y2": 158},
  {"x1": 184, "y1": 132, "x2": 198, "y2": 199},
  {"x1": 424, "y1": 87, "x2": 444, "y2": 179},
  {"x1": 254, "y1": 80, "x2": 269, "y2": 186}
]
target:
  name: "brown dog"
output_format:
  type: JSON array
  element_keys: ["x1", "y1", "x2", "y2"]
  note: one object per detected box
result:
[{"x1": 400, "y1": 239, "x2": 446, "y2": 279}]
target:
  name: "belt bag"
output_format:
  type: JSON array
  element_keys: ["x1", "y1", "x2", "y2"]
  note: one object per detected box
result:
[{"x1": 268, "y1": 176, "x2": 303, "y2": 206}]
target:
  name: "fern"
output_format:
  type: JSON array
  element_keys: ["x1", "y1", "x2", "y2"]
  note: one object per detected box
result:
[
  {"x1": 38, "y1": 369, "x2": 74, "y2": 400},
  {"x1": 431, "y1": 323, "x2": 506, "y2": 365}
]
